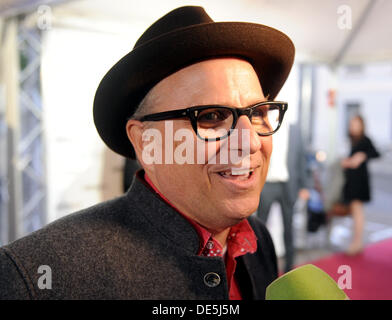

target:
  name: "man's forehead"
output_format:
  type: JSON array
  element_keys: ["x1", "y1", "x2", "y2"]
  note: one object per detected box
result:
[{"x1": 146, "y1": 57, "x2": 263, "y2": 111}]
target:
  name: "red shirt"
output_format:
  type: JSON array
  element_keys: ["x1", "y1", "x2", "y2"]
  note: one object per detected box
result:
[{"x1": 144, "y1": 173, "x2": 257, "y2": 300}]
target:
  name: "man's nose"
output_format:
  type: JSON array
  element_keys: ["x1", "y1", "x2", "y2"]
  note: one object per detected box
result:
[{"x1": 230, "y1": 115, "x2": 262, "y2": 154}]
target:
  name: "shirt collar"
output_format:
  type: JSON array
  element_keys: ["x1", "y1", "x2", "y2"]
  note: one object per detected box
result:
[{"x1": 143, "y1": 172, "x2": 257, "y2": 257}]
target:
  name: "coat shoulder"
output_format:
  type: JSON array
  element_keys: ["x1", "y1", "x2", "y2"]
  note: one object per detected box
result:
[
  {"x1": 5, "y1": 194, "x2": 133, "y2": 253},
  {"x1": 0, "y1": 194, "x2": 137, "y2": 299}
]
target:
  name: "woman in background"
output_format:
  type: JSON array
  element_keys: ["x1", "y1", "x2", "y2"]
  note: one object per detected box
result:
[{"x1": 341, "y1": 115, "x2": 380, "y2": 255}]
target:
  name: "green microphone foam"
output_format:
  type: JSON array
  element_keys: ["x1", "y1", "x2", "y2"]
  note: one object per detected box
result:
[{"x1": 266, "y1": 264, "x2": 349, "y2": 300}]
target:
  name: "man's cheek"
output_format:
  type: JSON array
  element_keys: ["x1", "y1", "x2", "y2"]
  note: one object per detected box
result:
[{"x1": 262, "y1": 138, "x2": 273, "y2": 159}]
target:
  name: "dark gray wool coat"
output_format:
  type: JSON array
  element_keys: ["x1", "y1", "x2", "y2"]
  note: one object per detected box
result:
[{"x1": 0, "y1": 170, "x2": 278, "y2": 299}]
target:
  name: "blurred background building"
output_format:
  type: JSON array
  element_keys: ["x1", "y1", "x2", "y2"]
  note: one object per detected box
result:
[{"x1": 0, "y1": 0, "x2": 391, "y2": 298}]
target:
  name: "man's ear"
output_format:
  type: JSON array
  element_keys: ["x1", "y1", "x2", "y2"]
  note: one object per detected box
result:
[{"x1": 126, "y1": 119, "x2": 145, "y2": 163}]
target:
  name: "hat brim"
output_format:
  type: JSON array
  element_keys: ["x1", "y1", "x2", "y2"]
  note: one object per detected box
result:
[{"x1": 93, "y1": 22, "x2": 295, "y2": 158}]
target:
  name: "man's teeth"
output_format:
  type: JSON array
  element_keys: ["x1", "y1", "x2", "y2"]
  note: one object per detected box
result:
[
  {"x1": 218, "y1": 169, "x2": 254, "y2": 178},
  {"x1": 231, "y1": 169, "x2": 253, "y2": 176}
]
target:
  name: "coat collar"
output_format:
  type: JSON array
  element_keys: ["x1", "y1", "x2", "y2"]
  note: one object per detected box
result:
[{"x1": 125, "y1": 169, "x2": 201, "y2": 255}]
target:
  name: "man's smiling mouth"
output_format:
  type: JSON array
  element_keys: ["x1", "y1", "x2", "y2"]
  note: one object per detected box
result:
[{"x1": 217, "y1": 168, "x2": 255, "y2": 181}]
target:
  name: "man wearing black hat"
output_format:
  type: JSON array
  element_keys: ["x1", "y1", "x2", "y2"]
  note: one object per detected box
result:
[{"x1": 0, "y1": 6, "x2": 294, "y2": 299}]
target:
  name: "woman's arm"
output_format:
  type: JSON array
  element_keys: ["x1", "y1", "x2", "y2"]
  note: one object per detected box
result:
[{"x1": 341, "y1": 152, "x2": 367, "y2": 169}]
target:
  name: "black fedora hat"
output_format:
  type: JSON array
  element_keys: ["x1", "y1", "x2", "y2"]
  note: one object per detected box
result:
[{"x1": 93, "y1": 6, "x2": 295, "y2": 159}]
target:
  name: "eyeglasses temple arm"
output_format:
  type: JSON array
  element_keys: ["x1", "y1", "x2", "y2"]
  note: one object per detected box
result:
[{"x1": 138, "y1": 109, "x2": 188, "y2": 122}]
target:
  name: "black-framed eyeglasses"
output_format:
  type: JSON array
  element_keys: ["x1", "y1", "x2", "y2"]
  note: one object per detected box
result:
[{"x1": 137, "y1": 101, "x2": 288, "y2": 141}]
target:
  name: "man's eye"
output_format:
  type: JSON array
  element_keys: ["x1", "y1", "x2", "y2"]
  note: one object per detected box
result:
[
  {"x1": 198, "y1": 110, "x2": 229, "y2": 122},
  {"x1": 200, "y1": 112, "x2": 220, "y2": 121},
  {"x1": 252, "y1": 110, "x2": 265, "y2": 118}
]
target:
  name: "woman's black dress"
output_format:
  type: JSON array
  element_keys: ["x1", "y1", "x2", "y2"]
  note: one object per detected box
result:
[{"x1": 343, "y1": 135, "x2": 380, "y2": 203}]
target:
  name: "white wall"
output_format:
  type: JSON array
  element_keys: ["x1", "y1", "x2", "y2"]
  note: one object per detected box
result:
[
  {"x1": 277, "y1": 63, "x2": 300, "y2": 125},
  {"x1": 41, "y1": 26, "x2": 134, "y2": 222},
  {"x1": 312, "y1": 65, "x2": 344, "y2": 159}
]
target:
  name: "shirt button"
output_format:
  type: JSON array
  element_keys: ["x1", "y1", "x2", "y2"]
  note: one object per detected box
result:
[
  {"x1": 206, "y1": 241, "x2": 214, "y2": 249},
  {"x1": 203, "y1": 272, "x2": 221, "y2": 287}
]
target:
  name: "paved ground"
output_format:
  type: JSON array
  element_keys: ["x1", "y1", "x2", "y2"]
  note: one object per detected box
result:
[{"x1": 279, "y1": 157, "x2": 392, "y2": 272}]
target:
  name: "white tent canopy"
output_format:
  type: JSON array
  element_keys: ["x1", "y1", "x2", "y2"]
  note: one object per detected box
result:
[{"x1": 2, "y1": 0, "x2": 391, "y2": 65}]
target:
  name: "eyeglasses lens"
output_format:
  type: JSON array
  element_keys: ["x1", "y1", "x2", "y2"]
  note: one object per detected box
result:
[
  {"x1": 196, "y1": 105, "x2": 280, "y2": 139},
  {"x1": 196, "y1": 108, "x2": 233, "y2": 139},
  {"x1": 251, "y1": 104, "x2": 280, "y2": 135}
]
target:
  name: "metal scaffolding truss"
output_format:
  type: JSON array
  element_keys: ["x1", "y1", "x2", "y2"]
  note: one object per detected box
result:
[
  {"x1": 0, "y1": 52, "x2": 8, "y2": 246},
  {"x1": 0, "y1": 17, "x2": 46, "y2": 245},
  {"x1": 16, "y1": 18, "x2": 46, "y2": 239}
]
